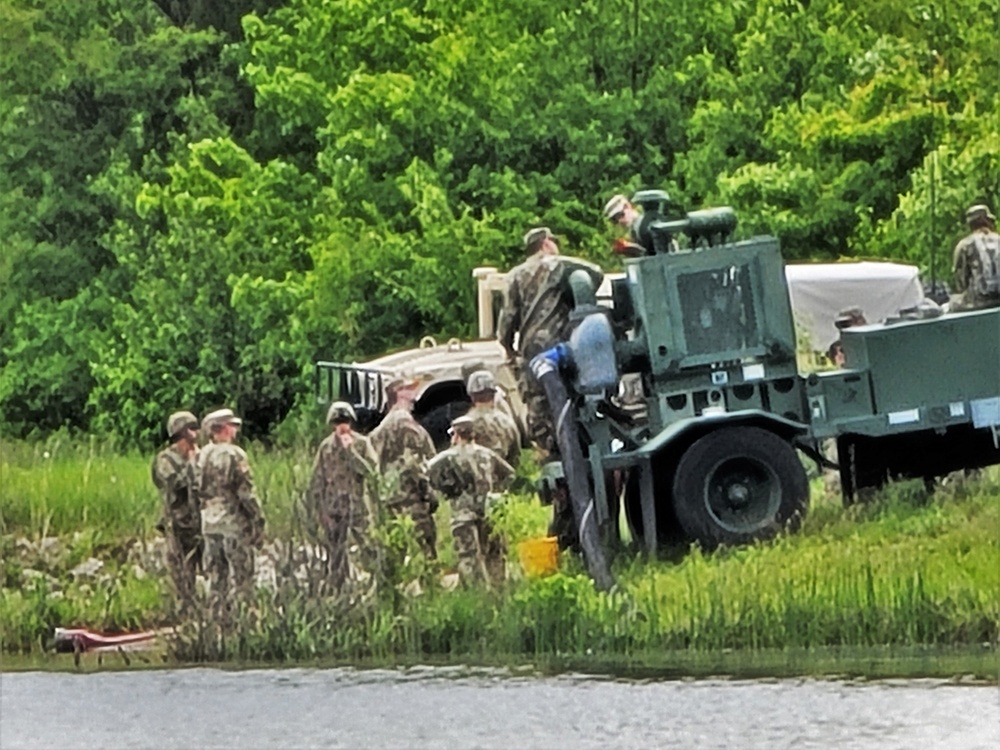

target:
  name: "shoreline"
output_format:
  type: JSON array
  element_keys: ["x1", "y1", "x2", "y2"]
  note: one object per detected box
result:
[{"x1": 3, "y1": 644, "x2": 997, "y2": 683}]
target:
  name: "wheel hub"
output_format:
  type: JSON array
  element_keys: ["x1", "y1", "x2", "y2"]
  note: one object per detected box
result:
[{"x1": 705, "y1": 458, "x2": 781, "y2": 533}]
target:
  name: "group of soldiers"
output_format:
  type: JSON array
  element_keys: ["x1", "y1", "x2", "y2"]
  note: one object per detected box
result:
[
  {"x1": 151, "y1": 408, "x2": 265, "y2": 609},
  {"x1": 153, "y1": 198, "x2": 998, "y2": 609},
  {"x1": 151, "y1": 370, "x2": 521, "y2": 609}
]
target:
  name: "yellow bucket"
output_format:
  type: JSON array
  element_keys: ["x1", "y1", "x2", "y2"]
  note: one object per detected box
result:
[{"x1": 517, "y1": 536, "x2": 559, "y2": 577}]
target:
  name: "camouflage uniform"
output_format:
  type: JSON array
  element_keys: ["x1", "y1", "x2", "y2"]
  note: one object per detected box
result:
[
  {"x1": 466, "y1": 403, "x2": 520, "y2": 468},
  {"x1": 151, "y1": 444, "x2": 201, "y2": 602},
  {"x1": 497, "y1": 250, "x2": 603, "y2": 455},
  {"x1": 369, "y1": 408, "x2": 438, "y2": 559},
  {"x1": 427, "y1": 442, "x2": 514, "y2": 586},
  {"x1": 953, "y1": 229, "x2": 1000, "y2": 311},
  {"x1": 307, "y1": 430, "x2": 379, "y2": 591},
  {"x1": 196, "y1": 442, "x2": 264, "y2": 602}
]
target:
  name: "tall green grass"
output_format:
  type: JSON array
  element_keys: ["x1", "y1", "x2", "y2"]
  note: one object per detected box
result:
[
  {"x1": 2, "y1": 438, "x2": 997, "y2": 661},
  {"x1": 1, "y1": 437, "x2": 156, "y2": 538}
]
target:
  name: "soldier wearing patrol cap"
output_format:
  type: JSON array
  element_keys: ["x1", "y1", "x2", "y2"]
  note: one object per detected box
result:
[
  {"x1": 151, "y1": 410, "x2": 201, "y2": 604},
  {"x1": 369, "y1": 376, "x2": 439, "y2": 559},
  {"x1": 306, "y1": 401, "x2": 380, "y2": 593},
  {"x1": 603, "y1": 194, "x2": 640, "y2": 231},
  {"x1": 195, "y1": 407, "x2": 265, "y2": 611},
  {"x1": 953, "y1": 204, "x2": 1000, "y2": 311},
  {"x1": 497, "y1": 227, "x2": 603, "y2": 461},
  {"x1": 426, "y1": 415, "x2": 515, "y2": 587}
]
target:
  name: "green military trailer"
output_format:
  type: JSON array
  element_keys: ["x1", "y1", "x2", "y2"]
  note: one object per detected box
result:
[{"x1": 529, "y1": 192, "x2": 998, "y2": 587}]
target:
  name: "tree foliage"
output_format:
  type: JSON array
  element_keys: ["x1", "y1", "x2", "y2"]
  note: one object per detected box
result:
[{"x1": 2, "y1": 0, "x2": 997, "y2": 442}]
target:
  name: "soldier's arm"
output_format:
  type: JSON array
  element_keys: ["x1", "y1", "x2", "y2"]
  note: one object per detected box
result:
[
  {"x1": 151, "y1": 454, "x2": 167, "y2": 490},
  {"x1": 426, "y1": 454, "x2": 461, "y2": 499},
  {"x1": 952, "y1": 241, "x2": 968, "y2": 293},
  {"x1": 500, "y1": 417, "x2": 521, "y2": 467},
  {"x1": 497, "y1": 276, "x2": 521, "y2": 358},
  {"x1": 233, "y1": 451, "x2": 266, "y2": 543},
  {"x1": 492, "y1": 453, "x2": 516, "y2": 489},
  {"x1": 306, "y1": 446, "x2": 325, "y2": 515},
  {"x1": 404, "y1": 422, "x2": 437, "y2": 461},
  {"x1": 349, "y1": 439, "x2": 378, "y2": 477}
]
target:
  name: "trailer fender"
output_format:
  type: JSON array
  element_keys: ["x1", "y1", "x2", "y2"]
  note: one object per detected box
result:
[{"x1": 636, "y1": 409, "x2": 809, "y2": 461}]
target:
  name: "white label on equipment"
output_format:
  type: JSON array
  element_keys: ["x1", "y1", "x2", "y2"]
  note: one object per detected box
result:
[
  {"x1": 949, "y1": 402, "x2": 965, "y2": 417},
  {"x1": 888, "y1": 408, "x2": 920, "y2": 425},
  {"x1": 971, "y1": 397, "x2": 1000, "y2": 428},
  {"x1": 742, "y1": 363, "x2": 765, "y2": 381},
  {"x1": 711, "y1": 371, "x2": 728, "y2": 385}
]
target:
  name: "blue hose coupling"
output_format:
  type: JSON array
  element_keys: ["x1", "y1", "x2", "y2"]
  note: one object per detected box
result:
[{"x1": 529, "y1": 344, "x2": 572, "y2": 380}]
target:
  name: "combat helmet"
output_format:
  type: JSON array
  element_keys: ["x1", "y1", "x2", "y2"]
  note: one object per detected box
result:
[
  {"x1": 166, "y1": 411, "x2": 198, "y2": 439},
  {"x1": 326, "y1": 401, "x2": 357, "y2": 424},
  {"x1": 466, "y1": 369, "x2": 497, "y2": 395}
]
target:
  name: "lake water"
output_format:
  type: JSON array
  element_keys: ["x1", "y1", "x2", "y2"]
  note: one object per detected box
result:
[{"x1": 2, "y1": 665, "x2": 998, "y2": 749}]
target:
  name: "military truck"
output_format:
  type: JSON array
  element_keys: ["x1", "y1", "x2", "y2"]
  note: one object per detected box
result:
[
  {"x1": 315, "y1": 242, "x2": 926, "y2": 449},
  {"x1": 315, "y1": 267, "x2": 525, "y2": 447},
  {"x1": 519, "y1": 191, "x2": 997, "y2": 588}
]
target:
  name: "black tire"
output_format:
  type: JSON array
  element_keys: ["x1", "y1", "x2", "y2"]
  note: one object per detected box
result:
[
  {"x1": 417, "y1": 400, "x2": 471, "y2": 450},
  {"x1": 671, "y1": 426, "x2": 808, "y2": 548}
]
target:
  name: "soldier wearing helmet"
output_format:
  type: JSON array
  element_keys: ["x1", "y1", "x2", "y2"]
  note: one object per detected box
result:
[
  {"x1": 307, "y1": 401, "x2": 380, "y2": 593},
  {"x1": 465, "y1": 370, "x2": 520, "y2": 468},
  {"x1": 151, "y1": 410, "x2": 201, "y2": 604},
  {"x1": 426, "y1": 415, "x2": 514, "y2": 587},
  {"x1": 952, "y1": 204, "x2": 1000, "y2": 311},
  {"x1": 369, "y1": 376, "x2": 439, "y2": 560}
]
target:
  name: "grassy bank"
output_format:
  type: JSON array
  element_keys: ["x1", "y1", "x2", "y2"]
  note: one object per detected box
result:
[{"x1": 1, "y1": 438, "x2": 997, "y2": 664}]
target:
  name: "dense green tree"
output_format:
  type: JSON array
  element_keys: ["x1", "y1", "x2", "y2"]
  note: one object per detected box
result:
[{"x1": 2, "y1": 0, "x2": 996, "y2": 440}]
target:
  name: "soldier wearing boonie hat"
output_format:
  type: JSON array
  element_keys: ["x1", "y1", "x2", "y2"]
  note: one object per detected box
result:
[
  {"x1": 369, "y1": 373, "x2": 438, "y2": 559},
  {"x1": 952, "y1": 203, "x2": 1000, "y2": 312},
  {"x1": 151, "y1": 410, "x2": 202, "y2": 604},
  {"x1": 195, "y1": 406, "x2": 264, "y2": 609},
  {"x1": 427, "y1": 415, "x2": 515, "y2": 588}
]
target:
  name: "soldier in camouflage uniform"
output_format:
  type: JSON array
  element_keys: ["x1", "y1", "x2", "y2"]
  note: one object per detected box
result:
[
  {"x1": 465, "y1": 370, "x2": 520, "y2": 468},
  {"x1": 426, "y1": 416, "x2": 514, "y2": 587},
  {"x1": 952, "y1": 204, "x2": 1000, "y2": 312},
  {"x1": 368, "y1": 376, "x2": 439, "y2": 560},
  {"x1": 151, "y1": 410, "x2": 201, "y2": 604},
  {"x1": 307, "y1": 401, "x2": 379, "y2": 592},
  {"x1": 464, "y1": 370, "x2": 521, "y2": 581},
  {"x1": 196, "y1": 408, "x2": 265, "y2": 608},
  {"x1": 497, "y1": 227, "x2": 603, "y2": 459}
]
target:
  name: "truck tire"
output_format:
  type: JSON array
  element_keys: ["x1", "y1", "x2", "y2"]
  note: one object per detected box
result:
[{"x1": 671, "y1": 426, "x2": 808, "y2": 548}]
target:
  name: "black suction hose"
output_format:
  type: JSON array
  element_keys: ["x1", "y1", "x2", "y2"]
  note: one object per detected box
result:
[{"x1": 529, "y1": 347, "x2": 615, "y2": 592}]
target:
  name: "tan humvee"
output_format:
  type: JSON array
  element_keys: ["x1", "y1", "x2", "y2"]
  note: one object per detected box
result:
[{"x1": 315, "y1": 268, "x2": 525, "y2": 447}]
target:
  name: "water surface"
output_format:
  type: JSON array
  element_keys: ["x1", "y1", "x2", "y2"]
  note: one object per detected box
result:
[{"x1": 2, "y1": 666, "x2": 997, "y2": 749}]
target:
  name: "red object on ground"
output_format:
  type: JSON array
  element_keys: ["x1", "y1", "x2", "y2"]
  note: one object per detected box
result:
[{"x1": 53, "y1": 627, "x2": 167, "y2": 653}]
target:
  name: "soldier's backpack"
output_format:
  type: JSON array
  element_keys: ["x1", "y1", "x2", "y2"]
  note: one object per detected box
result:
[{"x1": 973, "y1": 233, "x2": 1000, "y2": 301}]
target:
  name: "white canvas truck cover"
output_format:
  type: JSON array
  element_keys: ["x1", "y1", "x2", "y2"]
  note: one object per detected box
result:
[
  {"x1": 785, "y1": 261, "x2": 925, "y2": 351},
  {"x1": 477, "y1": 261, "x2": 925, "y2": 353}
]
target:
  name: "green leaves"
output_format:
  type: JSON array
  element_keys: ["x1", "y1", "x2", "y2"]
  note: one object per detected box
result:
[{"x1": 2, "y1": 0, "x2": 997, "y2": 441}]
